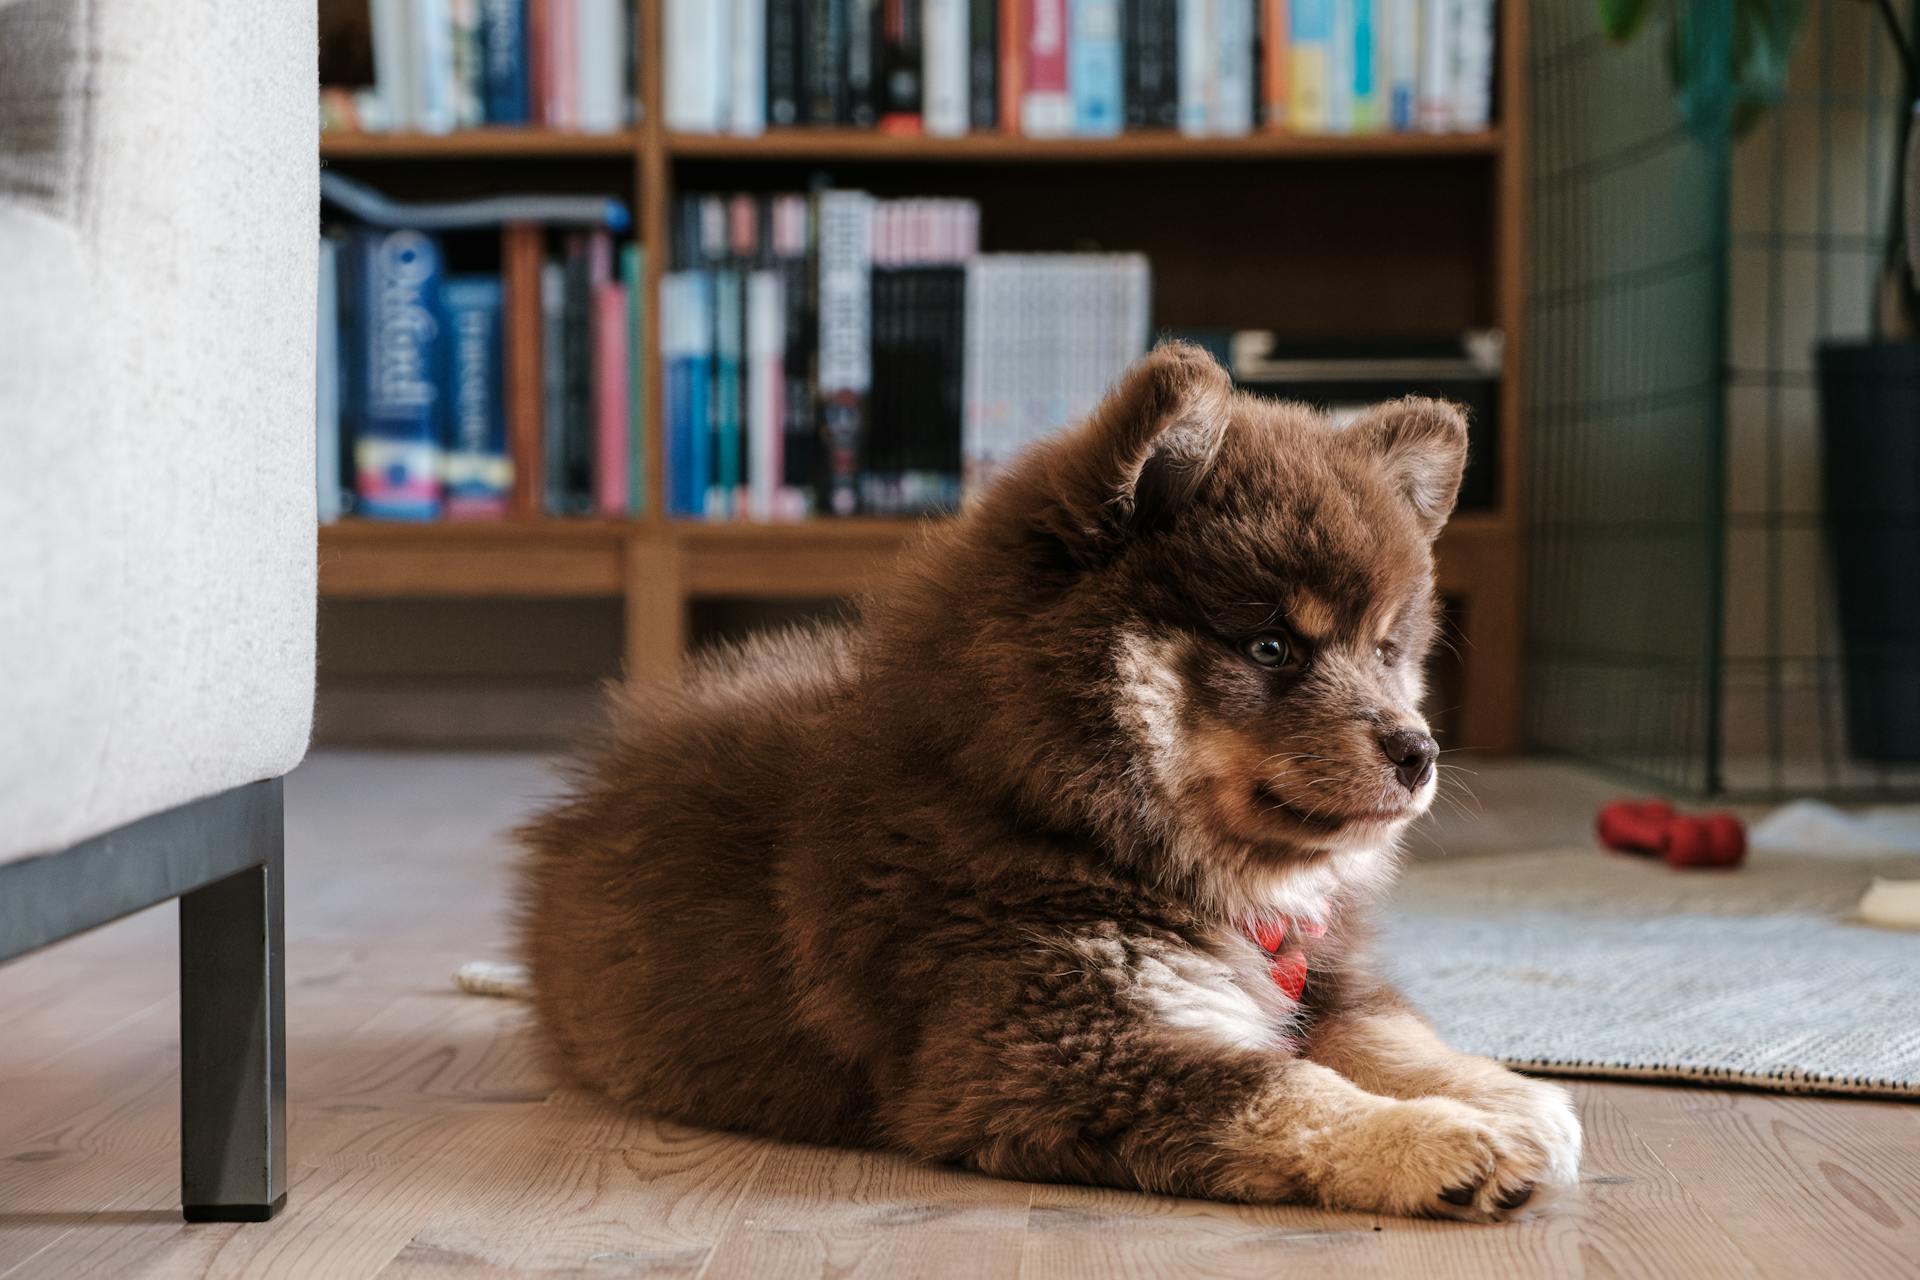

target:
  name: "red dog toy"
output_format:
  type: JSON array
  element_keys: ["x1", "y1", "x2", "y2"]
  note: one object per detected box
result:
[{"x1": 1596, "y1": 799, "x2": 1745, "y2": 869}]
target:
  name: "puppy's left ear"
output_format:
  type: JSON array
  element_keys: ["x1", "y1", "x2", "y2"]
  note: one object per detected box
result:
[
  {"x1": 1346, "y1": 397, "x2": 1469, "y2": 539},
  {"x1": 1031, "y1": 341, "x2": 1233, "y2": 557}
]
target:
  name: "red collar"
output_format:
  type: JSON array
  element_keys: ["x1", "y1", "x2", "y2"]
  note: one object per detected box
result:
[{"x1": 1243, "y1": 916, "x2": 1325, "y2": 1001}]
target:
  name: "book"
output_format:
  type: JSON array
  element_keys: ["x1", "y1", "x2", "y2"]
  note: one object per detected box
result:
[
  {"x1": 805, "y1": 0, "x2": 851, "y2": 124},
  {"x1": 1125, "y1": 0, "x2": 1179, "y2": 128},
  {"x1": 1349, "y1": 0, "x2": 1381, "y2": 129},
  {"x1": 1386, "y1": 0, "x2": 1417, "y2": 130},
  {"x1": 452, "y1": 0, "x2": 486, "y2": 127},
  {"x1": 544, "y1": 0, "x2": 578, "y2": 128},
  {"x1": 849, "y1": 0, "x2": 881, "y2": 125},
  {"x1": 623, "y1": 243, "x2": 648, "y2": 514},
  {"x1": 815, "y1": 190, "x2": 873, "y2": 516},
  {"x1": 877, "y1": 0, "x2": 921, "y2": 130},
  {"x1": 998, "y1": 0, "x2": 1026, "y2": 131},
  {"x1": 1070, "y1": 0, "x2": 1124, "y2": 136},
  {"x1": 578, "y1": 0, "x2": 627, "y2": 132},
  {"x1": 369, "y1": 0, "x2": 413, "y2": 131},
  {"x1": 1418, "y1": 0, "x2": 1452, "y2": 131},
  {"x1": 1260, "y1": 0, "x2": 1289, "y2": 128},
  {"x1": 503, "y1": 222, "x2": 546, "y2": 515},
  {"x1": 1327, "y1": 0, "x2": 1352, "y2": 130},
  {"x1": 1453, "y1": 0, "x2": 1494, "y2": 129},
  {"x1": 1213, "y1": 0, "x2": 1255, "y2": 134},
  {"x1": 354, "y1": 229, "x2": 445, "y2": 520},
  {"x1": 442, "y1": 277, "x2": 511, "y2": 519},
  {"x1": 1021, "y1": 0, "x2": 1072, "y2": 135},
  {"x1": 666, "y1": 0, "x2": 727, "y2": 130},
  {"x1": 925, "y1": 0, "x2": 970, "y2": 135},
  {"x1": 968, "y1": 0, "x2": 999, "y2": 128},
  {"x1": 1288, "y1": 0, "x2": 1331, "y2": 131},
  {"x1": 479, "y1": 0, "x2": 531, "y2": 123},
  {"x1": 768, "y1": 0, "x2": 805, "y2": 124},
  {"x1": 771, "y1": 195, "x2": 817, "y2": 515},
  {"x1": 1176, "y1": 0, "x2": 1210, "y2": 135},
  {"x1": 414, "y1": 0, "x2": 459, "y2": 132},
  {"x1": 594, "y1": 280, "x2": 630, "y2": 514},
  {"x1": 730, "y1": 0, "x2": 768, "y2": 134},
  {"x1": 318, "y1": 237, "x2": 344, "y2": 524},
  {"x1": 746, "y1": 270, "x2": 786, "y2": 520},
  {"x1": 540, "y1": 260, "x2": 568, "y2": 513},
  {"x1": 664, "y1": 272, "x2": 715, "y2": 516}
]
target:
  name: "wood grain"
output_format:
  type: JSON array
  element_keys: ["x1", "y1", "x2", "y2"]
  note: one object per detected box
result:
[{"x1": 5, "y1": 753, "x2": 1918, "y2": 1278}]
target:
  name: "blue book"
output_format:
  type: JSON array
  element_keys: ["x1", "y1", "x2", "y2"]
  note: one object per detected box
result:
[
  {"x1": 1071, "y1": 0, "x2": 1125, "y2": 136},
  {"x1": 666, "y1": 272, "x2": 714, "y2": 518},
  {"x1": 711, "y1": 269, "x2": 743, "y2": 517},
  {"x1": 354, "y1": 228, "x2": 445, "y2": 520},
  {"x1": 441, "y1": 277, "x2": 509, "y2": 518},
  {"x1": 478, "y1": 0, "x2": 530, "y2": 124}
]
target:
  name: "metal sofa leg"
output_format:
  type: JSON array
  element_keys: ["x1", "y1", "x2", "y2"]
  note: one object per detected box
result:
[{"x1": 178, "y1": 783, "x2": 288, "y2": 1223}]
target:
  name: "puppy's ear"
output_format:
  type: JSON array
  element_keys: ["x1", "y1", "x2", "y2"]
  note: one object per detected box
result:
[
  {"x1": 1030, "y1": 342, "x2": 1233, "y2": 558},
  {"x1": 1345, "y1": 397, "x2": 1469, "y2": 538}
]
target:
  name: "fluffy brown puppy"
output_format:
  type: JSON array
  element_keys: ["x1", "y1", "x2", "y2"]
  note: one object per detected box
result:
[{"x1": 518, "y1": 342, "x2": 1581, "y2": 1221}]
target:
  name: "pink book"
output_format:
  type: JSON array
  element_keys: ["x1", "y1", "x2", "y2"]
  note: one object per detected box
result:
[
  {"x1": 1021, "y1": 0, "x2": 1070, "y2": 136},
  {"x1": 594, "y1": 282, "x2": 630, "y2": 515}
]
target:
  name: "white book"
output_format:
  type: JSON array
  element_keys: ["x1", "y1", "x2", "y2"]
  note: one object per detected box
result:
[
  {"x1": 816, "y1": 191, "x2": 873, "y2": 517},
  {"x1": 730, "y1": 0, "x2": 767, "y2": 135},
  {"x1": 1176, "y1": 0, "x2": 1212, "y2": 135},
  {"x1": 746, "y1": 271, "x2": 783, "y2": 520},
  {"x1": 451, "y1": 0, "x2": 484, "y2": 127},
  {"x1": 413, "y1": 0, "x2": 458, "y2": 134},
  {"x1": 1328, "y1": 0, "x2": 1354, "y2": 132},
  {"x1": 1211, "y1": 0, "x2": 1255, "y2": 135},
  {"x1": 665, "y1": 0, "x2": 726, "y2": 131},
  {"x1": 368, "y1": 0, "x2": 412, "y2": 132},
  {"x1": 1418, "y1": 0, "x2": 1455, "y2": 131},
  {"x1": 578, "y1": 0, "x2": 627, "y2": 132},
  {"x1": 1387, "y1": 0, "x2": 1420, "y2": 130},
  {"x1": 924, "y1": 0, "x2": 971, "y2": 136},
  {"x1": 1452, "y1": 0, "x2": 1495, "y2": 129},
  {"x1": 317, "y1": 239, "x2": 342, "y2": 524}
]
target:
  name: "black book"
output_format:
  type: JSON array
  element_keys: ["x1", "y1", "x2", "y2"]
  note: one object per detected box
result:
[
  {"x1": 802, "y1": 0, "x2": 849, "y2": 124},
  {"x1": 1125, "y1": 0, "x2": 1179, "y2": 130},
  {"x1": 558, "y1": 234, "x2": 595, "y2": 515},
  {"x1": 848, "y1": 0, "x2": 879, "y2": 126},
  {"x1": 768, "y1": 0, "x2": 804, "y2": 125},
  {"x1": 877, "y1": 0, "x2": 921, "y2": 129},
  {"x1": 773, "y1": 197, "x2": 818, "y2": 508},
  {"x1": 967, "y1": 0, "x2": 997, "y2": 130}
]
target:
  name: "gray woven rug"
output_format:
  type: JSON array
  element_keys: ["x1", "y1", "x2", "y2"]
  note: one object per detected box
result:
[{"x1": 1378, "y1": 845, "x2": 1920, "y2": 1099}]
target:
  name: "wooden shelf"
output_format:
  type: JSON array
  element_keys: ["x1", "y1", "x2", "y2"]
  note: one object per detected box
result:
[
  {"x1": 665, "y1": 128, "x2": 1503, "y2": 164},
  {"x1": 320, "y1": 129, "x2": 640, "y2": 160}
]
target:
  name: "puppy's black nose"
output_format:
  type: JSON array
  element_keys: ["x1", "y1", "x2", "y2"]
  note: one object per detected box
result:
[{"x1": 1378, "y1": 728, "x2": 1438, "y2": 792}]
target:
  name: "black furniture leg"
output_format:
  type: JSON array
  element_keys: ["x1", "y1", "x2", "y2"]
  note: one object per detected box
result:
[{"x1": 179, "y1": 789, "x2": 287, "y2": 1223}]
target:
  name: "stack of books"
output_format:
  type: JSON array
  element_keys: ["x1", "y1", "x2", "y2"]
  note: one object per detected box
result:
[
  {"x1": 318, "y1": 182, "x2": 647, "y2": 522},
  {"x1": 665, "y1": 0, "x2": 1496, "y2": 137},
  {"x1": 326, "y1": 0, "x2": 633, "y2": 134},
  {"x1": 660, "y1": 188, "x2": 1151, "y2": 520}
]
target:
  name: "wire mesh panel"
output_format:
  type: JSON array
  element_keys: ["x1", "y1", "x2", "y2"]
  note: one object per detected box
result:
[{"x1": 1526, "y1": 0, "x2": 1734, "y2": 790}]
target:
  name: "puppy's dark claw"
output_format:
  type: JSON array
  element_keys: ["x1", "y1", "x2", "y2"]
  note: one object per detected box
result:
[
  {"x1": 1497, "y1": 1184, "x2": 1535, "y2": 1210},
  {"x1": 1439, "y1": 1183, "x2": 1479, "y2": 1207}
]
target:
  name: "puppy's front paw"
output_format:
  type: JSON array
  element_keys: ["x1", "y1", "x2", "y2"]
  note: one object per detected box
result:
[
  {"x1": 1475, "y1": 1076, "x2": 1582, "y2": 1211},
  {"x1": 1322, "y1": 1096, "x2": 1562, "y2": 1223}
]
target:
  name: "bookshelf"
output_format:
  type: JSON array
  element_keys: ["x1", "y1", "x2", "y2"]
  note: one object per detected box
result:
[{"x1": 318, "y1": 0, "x2": 1530, "y2": 753}]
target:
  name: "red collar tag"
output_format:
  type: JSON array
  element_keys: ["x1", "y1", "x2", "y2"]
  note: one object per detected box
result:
[{"x1": 1244, "y1": 916, "x2": 1324, "y2": 1001}]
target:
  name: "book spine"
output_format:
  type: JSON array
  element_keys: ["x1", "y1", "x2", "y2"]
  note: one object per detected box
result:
[
  {"x1": 731, "y1": 0, "x2": 769, "y2": 133},
  {"x1": 1212, "y1": 0, "x2": 1253, "y2": 134},
  {"x1": 848, "y1": 0, "x2": 881, "y2": 126},
  {"x1": 415, "y1": 0, "x2": 459, "y2": 133},
  {"x1": 1288, "y1": 0, "x2": 1330, "y2": 131},
  {"x1": 1070, "y1": 0, "x2": 1123, "y2": 135},
  {"x1": 317, "y1": 237, "x2": 343, "y2": 523},
  {"x1": 502, "y1": 223, "x2": 544, "y2": 515},
  {"x1": 452, "y1": 0, "x2": 485, "y2": 127},
  {"x1": 711, "y1": 268, "x2": 743, "y2": 516},
  {"x1": 746, "y1": 270, "x2": 784, "y2": 520},
  {"x1": 684, "y1": 273, "x2": 714, "y2": 517},
  {"x1": 1326, "y1": 0, "x2": 1352, "y2": 130},
  {"x1": 623, "y1": 244, "x2": 647, "y2": 515},
  {"x1": 1452, "y1": 0, "x2": 1493, "y2": 129},
  {"x1": 968, "y1": 0, "x2": 997, "y2": 128},
  {"x1": 442, "y1": 277, "x2": 510, "y2": 519},
  {"x1": 544, "y1": 0, "x2": 576, "y2": 128},
  {"x1": 1260, "y1": 0, "x2": 1289, "y2": 128},
  {"x1": 1176, "y1": 0, "x2": 1209, "y2": 134},
  {"x1": 527, "y1": 0, "x2": 550, "y2": 126},
  {"x1": 998, "y1": 0, "x2": 1025, "y2": 131},
  {"x1": 1417, "y1": 0, "x2": 1451, "y2": 130},
  {"x1": 578, "y1": 0, "x2": 625, "y2": 132},
  {"x1": 594, "y1": 282, "x2": 630, "y2": 514},
  {"x1": 480, "y1": 0, "x2": 531, "y2": 123},
  {"x1": 355, "y1": 229, "x2": 444, "y2": 520},
  {"x1": 541, "y1": 261, "x2": 568, "y2": 513},
  {"x1": 925, "y1": 0, "x2": 970, "y2": 135},
  {"x1": 806, "y1": 0, "x2": 851, "y2": 124},
  {"x1": 1124, "y1": 0, "x2": 1177, "y2": 128},
  {"x1": 1387, "y1": 0, "x2": 1416, "y2": 129},
  {"x1": 768, "y1": 0, "x2": 804, "y2": 124},
  {"x1": 369, "y1": 0, "x2": 412, "y2": 131},
  {"x1": 1021, "y1": 0, "x2": 1071, "y2": 135},
  {"x1": 1349, "y1": 0, "x2": 1380, "y2": 129},
  {"x1": 816, "y1": 190, "x2": 872, "y2": 517},
  {"x1": 776, "y1": 196, "x2": 816, "y2": 514},
  {"x1": 665, "y1": 0, "x2": 723, "y2": 130},
  {"x1": 877, "y1": 0, "x2": 922, "y2": 130}
]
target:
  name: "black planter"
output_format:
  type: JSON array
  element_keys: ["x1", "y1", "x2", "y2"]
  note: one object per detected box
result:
[{"x1": 1817, "y1": 339, "x2": 1920, "y2": 762}]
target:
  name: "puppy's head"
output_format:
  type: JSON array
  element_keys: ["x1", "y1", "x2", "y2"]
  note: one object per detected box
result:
[{"x1": 956, "y1": 342, "x2": 1467, "y2": 907}]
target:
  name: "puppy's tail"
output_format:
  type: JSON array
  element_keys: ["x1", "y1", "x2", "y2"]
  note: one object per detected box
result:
[{"x1": 453, "y1": 960, "x2": 533, "y2": 999}]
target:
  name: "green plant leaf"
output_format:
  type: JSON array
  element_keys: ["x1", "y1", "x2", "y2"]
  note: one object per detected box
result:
[{"x1": 1598, "y1": 0, "x2": 1660, "y2": 41}]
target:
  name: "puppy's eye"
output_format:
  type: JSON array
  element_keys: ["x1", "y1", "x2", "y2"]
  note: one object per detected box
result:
[
  {"x1": 1376, "y1": 641, "x2": 1399, "y2": 664},
  {"x1": 1244, "y1": 633, "x2": 1295, "y2": 669}
]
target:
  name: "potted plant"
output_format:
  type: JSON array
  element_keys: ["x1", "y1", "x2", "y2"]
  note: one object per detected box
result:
[{"x1": 1599, "y1": 0, "x2": 1920, "y2": 762}]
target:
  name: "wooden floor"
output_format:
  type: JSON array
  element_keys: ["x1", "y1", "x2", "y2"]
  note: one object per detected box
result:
[{"x1": 3, "y1": 753, "x2": 1917, "y2": 1279}]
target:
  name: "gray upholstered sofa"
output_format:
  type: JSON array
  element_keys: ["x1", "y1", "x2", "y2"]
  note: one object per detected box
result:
[{"x1": 0, "y1": 0, "x2": 317, "y2": 1221}]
